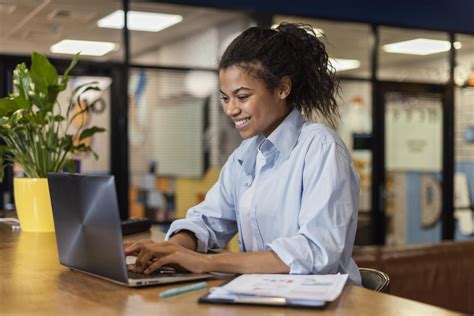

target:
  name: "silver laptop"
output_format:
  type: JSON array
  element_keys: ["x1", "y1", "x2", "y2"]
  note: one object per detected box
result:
[{"x1": 47, "y1": 172, "x2": 213, "y2": 287}]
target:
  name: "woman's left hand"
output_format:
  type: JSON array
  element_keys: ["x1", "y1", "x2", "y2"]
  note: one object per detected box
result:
[{"x1": 129, "y1": 241, "x2": 210, "y2": 274}]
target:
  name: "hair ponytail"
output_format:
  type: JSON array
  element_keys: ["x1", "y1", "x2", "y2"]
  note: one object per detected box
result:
[{"x1": 219, "y1": 22, "x2": 340, "y2": 128}]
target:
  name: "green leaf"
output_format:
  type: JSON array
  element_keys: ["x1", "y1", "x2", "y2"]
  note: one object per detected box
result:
[
  {"x1": 12, "y1": 95, "x2": 31, "y2": 110},
  {"x1": 37, "y1": 111, "x2": 46, "y2": 125},
  {"x1": 13, "y1": 63, "x2": 31, "y2": 102},
  {"x1": 63, "y1": 159, "x2": 78, "y2": 173},
  {"x1": 91, "y1": 149, "x2": 99, "y2": 160},
  {"x1": 0, "y1": 116, "x2": 9, "y2": 125},
  {"x1": 61, "y1": 53, "x2": 80, "y2": 86},
  {"x1": 52, "y1": 115, "x2": 65, "y2": 122},
  {"x1": 0, "y1": 98, "x2": 19, "y2": 116},
  {"x1": 44, "y1": 84, "x2": 63, "y2": 110},
  {"x1": 79, "y1": 126, "x2": 105, "y2": 140},
  {"x1": 30, "y1": 52, "x2": 58, "y2": 95},
  {"x1": 29, "y1": 92, "x2": 46, "y2": 110},
  {"x1": 73, "y1": 143, "x2": 91, "y2": 153},
  {"x1": 62, "y1": 135, "x2": 74, "y2": 151}
]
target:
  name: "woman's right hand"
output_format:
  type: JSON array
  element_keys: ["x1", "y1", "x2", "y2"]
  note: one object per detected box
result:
[
  {"x1": 123, "y1": 239, "x2": 155, "y2": 256},
  {"x1": 124, "y1": 240, "x2": 209, "y2": 274}
]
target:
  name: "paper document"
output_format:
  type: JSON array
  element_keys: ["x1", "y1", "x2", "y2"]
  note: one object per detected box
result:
[{"x1": 209, "y1": 274, "x2": 348, "y2": 302}]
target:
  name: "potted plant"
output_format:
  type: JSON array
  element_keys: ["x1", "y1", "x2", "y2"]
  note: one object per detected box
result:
[{"x1": 0, "y1": 52, "x2": 105, "y2": 232}]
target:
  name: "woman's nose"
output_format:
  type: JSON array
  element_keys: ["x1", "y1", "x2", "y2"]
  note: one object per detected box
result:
[{"x1": 224, "y1": 99, "x2": 240, "y2": 117}]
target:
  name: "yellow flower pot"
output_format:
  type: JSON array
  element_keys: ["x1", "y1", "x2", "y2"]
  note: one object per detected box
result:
[{"x1": 14, "y1": 178, "x2": 55, "y2": 233}]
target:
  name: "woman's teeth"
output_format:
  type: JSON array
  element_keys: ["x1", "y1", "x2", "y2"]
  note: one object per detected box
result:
[{"x1": 235, "y1": 118, "x2": 250, "y2": 127}]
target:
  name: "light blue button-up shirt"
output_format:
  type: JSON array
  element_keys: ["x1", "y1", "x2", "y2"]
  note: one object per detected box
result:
[{"x1": 166, "y1": 108, "x2": 361, "y2": 285}]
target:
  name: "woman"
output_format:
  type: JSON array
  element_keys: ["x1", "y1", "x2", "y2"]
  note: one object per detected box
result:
[{"x1": 125, "y1": 22, "x2": 361, "y2": 285}]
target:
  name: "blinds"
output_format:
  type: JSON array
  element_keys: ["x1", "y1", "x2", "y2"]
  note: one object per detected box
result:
[{"x1": 129, "y1": 68, "x2": 216, "y2": 182}]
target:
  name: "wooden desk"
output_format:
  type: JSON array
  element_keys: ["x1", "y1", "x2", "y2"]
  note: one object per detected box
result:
[{"x1": 0, "y1": 224, "x2": 463, "y2": 316}]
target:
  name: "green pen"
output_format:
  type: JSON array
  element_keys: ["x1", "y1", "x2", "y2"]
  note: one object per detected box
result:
[{"x1": 159, "y1": 281, "x2": 208, "y2": 298}]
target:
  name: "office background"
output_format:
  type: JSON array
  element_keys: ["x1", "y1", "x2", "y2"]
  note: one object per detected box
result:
[{"x1": 0, "y1": 0, "x2": 473, "y2": 247}]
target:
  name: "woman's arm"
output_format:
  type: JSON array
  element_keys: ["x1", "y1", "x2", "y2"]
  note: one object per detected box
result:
[
  {"x1": 168, "y1": 230, "x2": 198, "y2": 250},
  {"x1": 267, "y1": 139, "x2": 359, "y2": 275},
  {"x1": 124, "y1": 230, "x2": 197, "y2": 254},
  {"x1": 206, "y1": 251, "x2": 290, "y2": 274},
  {"x1": 164, "y1": 153, "x2": 241, "y2": 252}
]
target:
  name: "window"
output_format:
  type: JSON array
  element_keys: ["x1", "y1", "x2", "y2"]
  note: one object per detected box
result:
[{"x1": 379, "y1": 27, "x2": 450, "y2": 83}]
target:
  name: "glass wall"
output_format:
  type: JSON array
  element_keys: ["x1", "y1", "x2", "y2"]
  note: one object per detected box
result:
[
  {"x1": 378, "y1": 26, "x2": 452, "y2": 245},
  {"x1": 337, "y1": 81, "x2": 372, "y2": 244},
  {"x1": 127, "y1": 2, "x2": 248, "y2": 223},
  {"x1": 454, "y1": 34, "x2": 474, "y2": 240},
  {"x1": 274, "y1": 16, "x2": 372, "y2": 78},
  {"x1": 383, "y1": 89, "x2": 444, "y2": 245},
  {"x1": 379, "y1": 27, "x2": 450, "y2": 83},
  {"x1": 128, "y1": 67, "x2": 218, "y2": 222},
  {"x1": 129, "y1": 1, "x2": 249, "y2": 68}
]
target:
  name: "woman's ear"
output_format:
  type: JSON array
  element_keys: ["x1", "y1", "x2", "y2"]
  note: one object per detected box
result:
[{"x1": 278, "y1": 76, "x2": 292, "y2": 100}]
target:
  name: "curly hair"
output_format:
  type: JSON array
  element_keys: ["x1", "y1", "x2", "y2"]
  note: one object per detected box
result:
[{"x1": 219, "y1": 22, "x2": 340, "y2": 127}]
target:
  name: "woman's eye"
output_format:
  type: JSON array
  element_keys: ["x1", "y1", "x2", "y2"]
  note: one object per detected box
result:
[
  {"x1": 238, "y1": 95, "x2": 249, "y2": 101},
  {"x1": 220, "y1": 96, "x2": 229, "y2": 103}
]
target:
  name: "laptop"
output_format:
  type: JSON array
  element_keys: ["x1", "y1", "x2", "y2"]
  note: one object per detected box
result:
[{"x1": 47, "y1": 172, "x2": 213, "y2": 287}]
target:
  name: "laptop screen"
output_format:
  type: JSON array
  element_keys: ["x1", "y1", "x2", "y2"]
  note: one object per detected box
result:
[{"x1": 48, "y1": 173, "x2": 129, "y2": 283}]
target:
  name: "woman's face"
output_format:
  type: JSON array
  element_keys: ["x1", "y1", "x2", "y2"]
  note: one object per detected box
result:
[{"x1": 219, "y1": 65, "x2": 291, "y2": 139}]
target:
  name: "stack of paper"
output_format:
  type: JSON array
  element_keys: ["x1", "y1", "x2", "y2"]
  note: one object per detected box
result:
[{"x1": 207, "y1": 274, "x2": 348, "y2": 307}]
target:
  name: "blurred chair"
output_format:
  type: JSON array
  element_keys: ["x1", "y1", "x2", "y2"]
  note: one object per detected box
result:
[{"x1": 359, "y1": 268, "x2": 390, "y2": 293}]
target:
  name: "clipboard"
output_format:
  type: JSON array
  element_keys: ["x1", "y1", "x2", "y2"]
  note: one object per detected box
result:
[
  {"x1": 197, "y1": 278, "x2": 326, "y2": 309},
  {"x1": 198, "y1": 273, "x2": 349, "y2": 309},
  {"x1": 198, "y1": 292, "x2": 327, "y2": 309}
]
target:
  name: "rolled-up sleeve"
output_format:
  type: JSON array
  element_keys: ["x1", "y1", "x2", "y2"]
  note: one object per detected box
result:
[
  {"x1": 267, "y1": 140, "x2": 359, "y2": 274},
  {"x1": 165, "y1": 154, "x2": 239, "y2": 253}
]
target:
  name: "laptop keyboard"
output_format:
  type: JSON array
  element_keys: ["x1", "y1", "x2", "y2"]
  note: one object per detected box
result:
[{"x1": 127, "y1": 267, "x2": 177, "y2": 279}]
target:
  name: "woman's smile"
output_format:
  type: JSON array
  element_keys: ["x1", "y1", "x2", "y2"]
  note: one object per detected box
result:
[{"x1": 234, "y1": 117, "x2": 251, "y2": 129}]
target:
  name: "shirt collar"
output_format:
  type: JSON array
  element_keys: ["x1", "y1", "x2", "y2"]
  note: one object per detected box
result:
[
  {"x1": 237, "y1": 108, "x2": 304, "y2": 175},
  {"x1": 266, "y1": 108, "x2": 304, "y2": 159}
]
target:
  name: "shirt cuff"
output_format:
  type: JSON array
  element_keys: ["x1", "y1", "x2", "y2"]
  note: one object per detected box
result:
[
  {"x1": 266, "y1": 238, "x2": 312, "y2": 274},
  {"x1": 165, "y1": 219, "x2": 209, "y2": 253}
]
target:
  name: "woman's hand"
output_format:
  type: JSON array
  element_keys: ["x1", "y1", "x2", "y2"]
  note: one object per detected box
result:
[
  {"x1": 125, "y1": 240, "x2": 210, "y2": 274},
  {"x1": 123, "y1": 239, "x2": 290, "y2": 275},
  {"x1": 123, "y1": 239, "x2": 155, "y2": 256}
]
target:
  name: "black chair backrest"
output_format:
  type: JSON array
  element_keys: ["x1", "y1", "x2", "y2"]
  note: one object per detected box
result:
[{"x1": 359, "y1": 268, "x2": 390, "y2": 293}]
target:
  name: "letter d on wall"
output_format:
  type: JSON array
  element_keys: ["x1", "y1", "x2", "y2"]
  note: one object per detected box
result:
[{"x1": 420, "y1": 175, "x2": 441, "y2": 228}]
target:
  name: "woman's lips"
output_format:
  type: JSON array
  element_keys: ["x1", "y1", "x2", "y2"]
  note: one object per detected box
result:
[{"x1": 234, "y1": 118, "x2": 250, "y2": 130}]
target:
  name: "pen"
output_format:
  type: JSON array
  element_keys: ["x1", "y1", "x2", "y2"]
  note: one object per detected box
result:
[{"x1": 159, "y1": 281, "x2": 208, "y2": 298}]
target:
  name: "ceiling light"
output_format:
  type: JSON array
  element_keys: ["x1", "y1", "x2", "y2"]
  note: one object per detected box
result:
[
  {"x1": 271, "y1": 24, "x2": 324, "y2": 37},
  {"x1": 383, "y1": 38, "x2": 462, "y2": 55},
  {"x1": 329, "y1": 58, "x2": 360, "y2": 72},
  {"x1": 97, "y1": 10, "x2": 182, "y2": 32},
  {"x1": 50, "y1": 40, "x2": 117, "y2": 56},
  {"x1": 453, "y1": 42, "x2": 463, "y2": 50}
]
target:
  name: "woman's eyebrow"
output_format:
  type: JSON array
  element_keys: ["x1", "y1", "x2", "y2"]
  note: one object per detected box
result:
[
  {"x1": 220, "y1": 87, "x2": 252, "y2": 95},
  {"x1": 233, "y1": 87, "x2": 252, "y2": 94}
]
